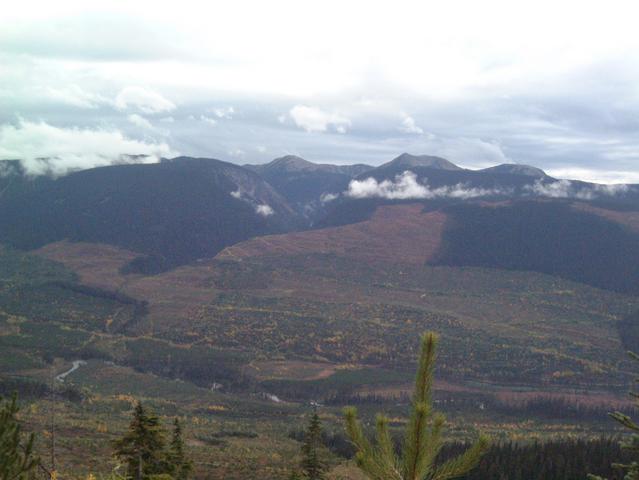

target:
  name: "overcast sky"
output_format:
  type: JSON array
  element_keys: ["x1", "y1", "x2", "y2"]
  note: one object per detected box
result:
[{"x1": 2, "y1": 0, "x2": 639, "y2": 182}]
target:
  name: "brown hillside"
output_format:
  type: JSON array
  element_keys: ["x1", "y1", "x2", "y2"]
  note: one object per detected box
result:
[{"x1": 217, "y1": 203, "x2": 446, "y2": 265}]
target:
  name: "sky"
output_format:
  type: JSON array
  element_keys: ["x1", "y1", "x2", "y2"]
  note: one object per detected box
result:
[{"x1": 2, "y1": 0, "x2": 639, "y2": 182}]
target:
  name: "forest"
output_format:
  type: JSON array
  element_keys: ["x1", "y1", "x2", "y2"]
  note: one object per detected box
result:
[{"x1": 3, "y1": 333, "x2": 639, "y2": 480}]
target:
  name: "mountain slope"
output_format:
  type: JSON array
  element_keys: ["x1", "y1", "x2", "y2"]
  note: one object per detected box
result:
[
  {"x1": 219, "y1": 197, "x2": 639, "y2": 294},
  {"x1": 432, "y1": 200, "x2": 639, "y2": 294},
  {"x1": 0, "y1": 157, "x2": 299, "y2": 272},
  {"x1": 218, "y1": 203, "x2": 446, "y2": 265},
  {"x1": 245, "y1": 155, "x2": 372, "y2": 216},
  {"x1": 480, "y1": 163, "x2": 547, "y2": 178}
]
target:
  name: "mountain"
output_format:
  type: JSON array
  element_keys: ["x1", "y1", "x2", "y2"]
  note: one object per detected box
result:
[
  {"x1": 245, "y1": 155, "x2": 373, "y2": 217},
  {"x1": 377, "y1": 152, "x2": 464, "y2": 172},
  {"x1": 352, "y1": 154, "x2": 544, "y2": 189},
  {"x1": 246, "y1": 155, "x2": 371, "y2": 176},
  {"x1": 480, "y1": 163, "x2": 547, "y2": 178},
  {"x1": 0, "y1": 156, "x2": 299, "y2": 273},
  {"x1": 3, "y1": 152, "x2": 639, "y2": 279}
]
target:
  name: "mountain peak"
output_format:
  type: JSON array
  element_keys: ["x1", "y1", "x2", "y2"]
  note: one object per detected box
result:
[
  {"x1": 480, "y1": 163, "x2": 547, "y2": 178},
  {"x1": 268, "y1": 155, "x2": 316, "y2": 171},
  {"x1": 247, "y1": 156, "x2": 372, "y2": 176},
  {"x1": 384, "y1": 153, "x2": 463, "y2": 171}
]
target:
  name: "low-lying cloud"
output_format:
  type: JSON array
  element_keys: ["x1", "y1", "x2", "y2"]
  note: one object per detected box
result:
[
  {"x1": 345, "y1": 171, "x2": 509, "y2": 200},
  {"x1": 255, "y1": 204, "x2": 274, "y2": 217},
  {"x1": 230, "y1": 188, "x2": 275, "y2": 217},
  {"x1": 526, "y1": 179, "x2": 631, "y2": 200},
  {"x1": 0, "y1": 120, "x2": 176, "y2": 176}
]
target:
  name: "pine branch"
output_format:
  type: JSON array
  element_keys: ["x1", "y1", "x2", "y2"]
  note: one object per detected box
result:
[
  {"x1": 430, "y1": 434, "x2": 490, "y2": 480},
  {"x1": 343, "y1": 332, "x2": 488, "y2": 480}
]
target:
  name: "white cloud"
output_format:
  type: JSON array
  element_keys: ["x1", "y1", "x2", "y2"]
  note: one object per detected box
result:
[
  {"x1": 115, "y1": 86, "x2": 175, "y2": 114},
  {"x1": 525, "y1": 179, "x2": 632, "y2": 199},
  {"x1": 255, "y1": 204, "x2": 274, "y2": 216},
  {"x1": 289, "y1": 105, "x2": 351, "y2": 133},
  {"x1": 200, "y1": 115, "x2": 217, "y2": 126},
  {"x1": 230, "y1": 189, "x2": 242, "y2": 199},
  {"x1": 43, "y1": 85, "x2": 108, "y2": 109},
  {"x1": 212, "y1": 106, "x2": 234, "y2": 118},
  {"x1": 159, "y1": 116, "x2": 175, "y2": 123},
  {"x1": 320, "y1": 192, "x2": 339, "y2": 203},
  {"x1": 127, "y1": 113, "x2": 153, "y2": 129},
  {"x1": 545, "y1": 167, "x2": 639, "y2": 184},
  {"x1": 0, "y1": 120, "x2": 176, "y2": 176},
  {"x1": 593, "y1": 183, "x2": 630, "y2": 195},
  {"x1": 346, "y1": 170, "x2": 507, "y2": 200},
  {"x1": 3, "y1": 3, "x2": 639, "y2": 175},
  {"x1": 399, "y1": 115, "x2": 423, "y2": 134},
  {"x1": 277, "y1": 114, "x2": 287, "y2": 124},
  {"x1": 255, "y1": 145, "x2": 267, "y2": 153}
]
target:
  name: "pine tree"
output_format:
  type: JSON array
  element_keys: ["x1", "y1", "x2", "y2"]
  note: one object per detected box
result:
[
  {"x1": 589, "y1": 352, "x2": 639, "y2": 480},
  {"x1": 344, "y1": 332, "x2": 490, "y2": 480},
  {"x1": 0, "y1": 393, "x2": 39, "y2": 480},
  {"x1": 113, "y1": 402, "x2": 167, "y2": 480},
  {"x1": 167, "y1": 418, "x2": 192, "y2": 480},
  {"x1": 300, "y1": 412, "x2": 326, "y2": 480}
]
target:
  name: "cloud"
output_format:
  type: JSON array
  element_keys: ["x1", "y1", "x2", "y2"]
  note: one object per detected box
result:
[
  {"x1": 593, "y1": 183, "x2": 630, "y2": 195},
  {"x1": 43, "y1": 85, "x2": 108, "y2": 109},
  {"x1": 525, "y1": 179, "x2": 589, "y2": 199},
  {"x1": 346, "y1": 171, "x2": 508, "y2": 200},
  {"x1": 0, "y1": 120, "x2": 176, "y2": 176},
  {"x1": 289, "y1": 105, "x2": 351, "y2": 133},
  {"x1": 4, "y1": 4, "x2": 639, "y2": 178},
  {"x1": 525, "y1": 179, "x2": 631, "y2": 200},
  {"x1": 228, "y1": 148, "x2": 245, "y2": 158},
  {"x1": 399, "y1": 115, "x2": 423, "y2": 134},
  {"x1": 212, "y1": 106, "x2": 234, "y2": 119},
  {"x1": 255, "y1": 204, "x2": 274, "y2": 216},
  {"x1": 159, "y1": 116, "x2": 175, "y2": 123},
  {"x1": 200, "y1": 115, "x2": 217, "y2": 126},
  {"x1": 127, "y1": 114, "x2": 153, "y2": 129},
  {"x1": 320, "y1": 192, "x2": 339, "y2": 203},
  {"x1": 115, "y1": 86, "x2": 175, "y2": 114},
  {"x1": 0, "y1": 161, "x2": 18, "y2": 178},
  {"x1": 545, "y1": 167, "x2": 639, "y2": 185}
]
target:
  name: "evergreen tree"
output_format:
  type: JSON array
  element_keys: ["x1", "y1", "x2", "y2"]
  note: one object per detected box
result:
[
  {"x1": 0, "y1": 393, "x2": 39, "y2": 480},
  {"x1": 343, "y1": 332, "x2": 490, "y2": 480},
  {"x1": 113, "y1": 402, "x2": 167, "y2": 480},
  {"x1": 589, "y1": 351, "x2": 639, "y2": 480},
  {"x1": 300, "y1": 412, "x2": 326, "y2": 480},
  {"x1": 167, "y1": 419, "x2": 192, "y2": 480}
]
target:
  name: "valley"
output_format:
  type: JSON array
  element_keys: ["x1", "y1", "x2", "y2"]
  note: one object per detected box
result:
[{"x1": 2, "y1": 154, "x2": 639, "y2": 478}]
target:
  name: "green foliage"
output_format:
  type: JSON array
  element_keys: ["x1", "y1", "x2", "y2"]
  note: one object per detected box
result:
[
  {"x1": 166, "y1": 419, "x2": 192, "y2": 480},
  {"x1": 0, "y1": 393, "x2": 39, "y2": 480},
  {"x1": 343, "y1": 332, "x2": 489, "y2": 480},
  {"x1": 589, "y1": 351, "x2": 639, "y2": 480},
  {"x1": 299, "y1": 412, "x2": 326, "y2": 480},
  {"x1": 112, "y1": 402, "x2": 168, "y2": 480}
]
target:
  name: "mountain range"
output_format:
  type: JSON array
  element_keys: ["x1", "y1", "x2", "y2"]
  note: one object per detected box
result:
[
  {"x1": 1, "y1": 152, "x2": 638, "y2": 285},
  {"x1": 2, "y1": 151, "x2": 639, "y2": 403}
]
